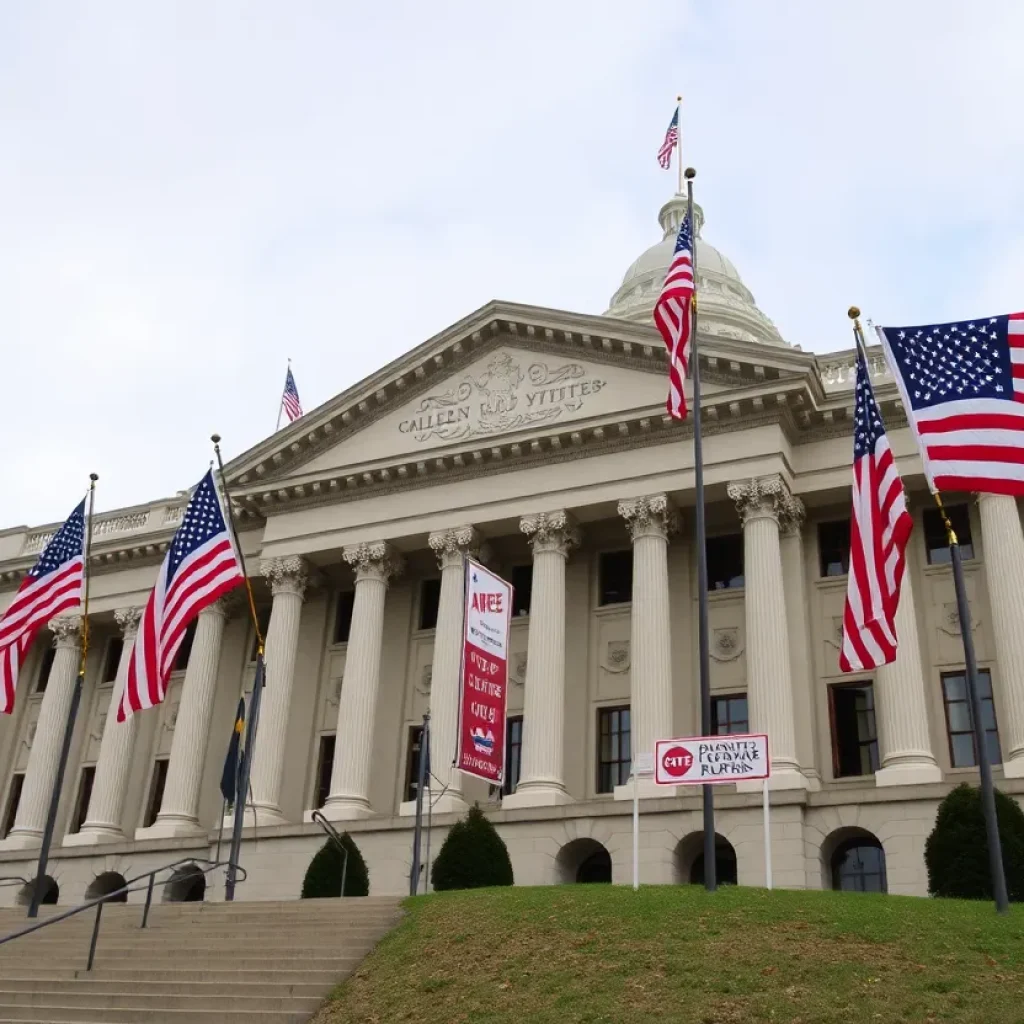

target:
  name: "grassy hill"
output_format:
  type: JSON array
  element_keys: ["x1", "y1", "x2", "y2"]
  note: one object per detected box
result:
[{"x1": 317, "y1": 885, "x2": 1023, "y2": 1024}]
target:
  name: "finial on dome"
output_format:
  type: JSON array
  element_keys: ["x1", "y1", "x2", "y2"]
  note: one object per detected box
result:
[
  {"x1": 685, "y1": 167, "x2": 695, "y2": 180},
  {"x1": 848, "y1": 306, "x2": 861, "y2": 320}
]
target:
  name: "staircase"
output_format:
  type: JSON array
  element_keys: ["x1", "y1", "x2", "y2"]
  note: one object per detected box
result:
[{"x1": 0, "y1": 896, "x2": 402, "y2": 1023}]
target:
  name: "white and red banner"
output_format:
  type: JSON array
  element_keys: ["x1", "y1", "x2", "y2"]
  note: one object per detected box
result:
[
  {"x1": 457, "y1": 559, "x2": 513, "y2": 784},
  {"x1": 654, "y1": 733, "x2": 770, "y2": 785}
]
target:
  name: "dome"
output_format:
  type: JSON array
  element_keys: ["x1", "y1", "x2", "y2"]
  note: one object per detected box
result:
[{"x1": 605, "y1": 194, "x2": 787, "y2": 347}]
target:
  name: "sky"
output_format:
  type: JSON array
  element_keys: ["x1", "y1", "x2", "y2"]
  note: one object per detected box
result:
[{"x1": 2, "y1": 1, "x2": 1023, "y2": 527}]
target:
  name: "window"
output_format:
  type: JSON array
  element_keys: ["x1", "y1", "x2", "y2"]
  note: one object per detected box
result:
[
  {"x1": 250, "y1": 607, "x2": 271, "y2": 661},
  {"x1": 942, "y1": 669, "x2": 1001, "y2": 767},
  {"x1": 68, "y1": 766, "x2": 96, "y2": 835},
  {"x1": 597, "y1": 706, "x2": 631, "y2": 793},
  {"x1": 503, "y1": 716, "x2": 524, "y2": 796},
  {"x1": 1, "y1": 773, "x2": 24, "y2": 839},
  {"x1": 818, "y1": 520, "x2": 851, "y2": 577},
  {"x1": 314, "y1": 735, "x2": 335, "y2": 810},
  {"x1": 334, "y1": 591, "x2": 355, "y2": 644},
  {"x1": 511, "y1": 565, "x2": 532, "y2": 617},
  {"x1": 404, "y1": 726, "x2": 426, "y2": 803},
  {"x1": 173, "y1": 621, "x2": 197, "y2": 672},
  {"x1": 706, "y1": 534, "x2": 744, "y2": 590},
  {"x1": 923, "y1": 504, "x2": 973, "y2": 564},
  {"x1": 829, "y1": 683, "x2": 879, "y2": 777},
  {"x1": 102, "y1": 637, "x2": 123, "y2": 684},
  {"x1": 143, "y1": 759, "x2": 169, "y2": 828},
  {"x1": 35, "y1": 645, "x2": 55, "y2": 694},
  {"x1": 831, "y1": 838, "x2": 887, "y2": 893},
  {"x1": 598, "y1": 551, "x2": 633, "y2": 606},
  {"x1": 711, "y1": 695, "x2": 749, "y2": 736},
  {"x1": 418, "y1": 580, "x2": 441, "y2": 631}
]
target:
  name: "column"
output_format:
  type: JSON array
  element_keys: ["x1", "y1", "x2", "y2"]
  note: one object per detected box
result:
[
  {"x1": 65, "y1": 608, "x2": 143, "y2": 845},
  {"x1": 977, "y1": 493, "x2": 1024, "y2": 777},
  {"x1": 615, "y1": 495, "x2": 677, "y2": 799},
  {"x1": 0, "y1": 616, "x2": 81, "y2": 850},
  {"x1": 138, "y1": 599, "x2": 231, "y2": 837},
  {"x1": 503, "y1": 511, "x2": 579, "y2": 808},
  {"x1": 320, "y1": 542, "x2": 402, "y2": 821},
  {"x1": 727, "y1": 476, "x2": 807, "y2": 789},
  {"x1": 248, "y1": 557, "x2": 309, "y2": 825},
  {"x1": 874, "y1": 569, "x2": 942, "y2": 786}
]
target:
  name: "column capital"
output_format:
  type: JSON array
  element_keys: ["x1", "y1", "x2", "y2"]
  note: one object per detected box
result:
[
  {"x1": 727, "y1": 474, "x2": 796, "y2": 529},
  {"x1": 779, "y1": 495, "x2": 806, "y2": 537},
  {"x1": 428, "y1": 526, "x2": 486, "y2": 571},
  {"x1": 343, "y1": 541, "x2": 404, "y2": 585},
  {"x1": 48, "y1": 615, "x2": 82, "y2": 648},
  {"x1": 520, "y1": 511, "x2": 580, "y2": 558},
  {"x1": 261, "y1": 556, "x2": 310, "y2": 599},
  {"x1": 618, "y1": 494, "x2": 679, "y2": 542},
  {"x1": 113, "y1": 607, "x2": 144, "y2": 640}
]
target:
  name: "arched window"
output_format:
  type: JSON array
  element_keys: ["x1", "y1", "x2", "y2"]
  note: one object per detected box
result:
[
  {"x1": 690, "y1": 840, "x2": 738, "y2": 886},
  {"x1": 555, "y1": 838, "x2": 612, "y2": 884},
  {"x1": 831, "y1": 838, "x2": 886, "y2": 893}
]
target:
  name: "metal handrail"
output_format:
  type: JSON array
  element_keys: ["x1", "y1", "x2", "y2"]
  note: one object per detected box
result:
[
  {"x1": 311, "y1": 810, "x2": 350, "y2": 898},
  {"x1": 0, "y1": 856, "x2": 246, "y2": 971}
]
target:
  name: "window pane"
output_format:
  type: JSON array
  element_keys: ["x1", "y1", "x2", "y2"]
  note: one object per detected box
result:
[
  {"x1": 69, "y1": 767, "x2": 95, "y2": 835},
  {"x1": 947, "y1": 701, "x2": 972, "y2": 734},
  {"x1": 976, "y1": 670, "x2": 993, "y2": 699},
  {"x1": 102, "y1": 638, "x2": 123, "y2": 683},
  {"x1": 707, "y1": 535, "x2": 744, "y2": 591},
  {"x1": 174, "y1": 621, "x2": 197, "y2": 672},
  {"x1": 831, "y1": 683, "x2": 877, "y2": 778},
  {"x1": 143, "y1": 759, "x2": 169, "y2": 827},
  {"x1": 817, "y1": 520, "x2": 851, "y2": 577},
  {"x1": 316, "y1": 735, "x2": 336, "y2": 809},
  {"x1": 36, "y1": 646, "x2": 55, "y2": 694},
  {"x1": 951, "y1": 732, "x2": 976, "y2": 767},
  {"x1": 985, "y1": 731, "x2": 1003, "y2": 766},
  {"x1": 924, "y1": 505, "x2": 972, "y2": 564},
  {"x1": 419, "y1": 580, "x2": 442, "y2": 630},
  {"x1": 599, "y1": 552, "x2": 633, "y2": 605},
  {"x1": 943, "y1": 674, "x2": 967, "y2": 702},
  {"x1": 981, "y1": 699, "x2": 998, "y2": 731},
  {"x1": 334, "y1": 591, "x2": 355, "y2": 644},
  {"x1": 511, "y1": 566, "x2": 532, "y2": 617}
]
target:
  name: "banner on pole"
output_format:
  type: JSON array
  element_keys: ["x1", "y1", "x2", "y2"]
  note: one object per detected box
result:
[
  {"x1": 654, "y1": 733, "x2": 770, "y2": 785},
  {"x1": 457, "y1": 559, "x2": 512, "y2": 784}
]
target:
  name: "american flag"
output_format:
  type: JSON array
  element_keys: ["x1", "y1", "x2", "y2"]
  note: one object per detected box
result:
[
  {"x1": 118, "y1": 470, "x2": 243, "y2": 721},
  {"x1": 654, "y1": 209, "x2": 695, "y2": 419},
  {"x1": 282, "y1": 366, "x2": 303, "y2": 423},
  {"x1": 657, "y1": 106, "x2": 679, "y2": 170},
  {"x1": 0, "y1": 499, "x2": 86, "y2": 714},
  {"x1": 839, "y1": 355, "x2": 913, "y2": 672},
  {"x1": 877, "y1": 313, "x2": 1024, "y2": 495}
]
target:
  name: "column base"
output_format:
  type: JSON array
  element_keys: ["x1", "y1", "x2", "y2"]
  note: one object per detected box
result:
[
  {"x1": 64, "y1": 825, "x2": 128, "y2": 846},
  {"x1": 737, "y1": 766, "x2": 808, "y2": 793},
  {"x1": 875, "y1": 761, "x2": 943, "y2": 787},
  {"x1": 0, "y1": 830, "x2": 41, "y2": 851},
  {"x1": 220, "y1": 804, "x2": 288, "y2": 829},
  {"x1": 502, "y1": 784, "x2": 573, "y2": 809},
  {"x1": 613, "y1": 778, "x2": 668, "y2": 801},
  {"x1": 135, "y1": 816, "x2": 208, "y2": 841},
  {"x1": 1002, "y1": 755, "x2": 1024, "y2": 779},
  {"x1": 315, "y1": 797, "x2": 375, "y2": 822}
]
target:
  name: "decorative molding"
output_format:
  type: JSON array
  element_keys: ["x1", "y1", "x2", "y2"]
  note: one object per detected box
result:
[
  {"x1": 416, "y1": 664, "x2": 433, "y2": 698},
  {"x1": 939, "y1": 601, "x2": 980, "y2": 637},
  {"x1": 826, "y1": 616, "x2": 845, "y2": 651},
  {"x1": 617, "y1": 494, "x2": 679, "y2": 542},
  {"x1": 710, "y1": 627, "x2": 744, "y2": 663},
  {"x1": 261, "y1": 556, "x2": 310, "y2": 599},
  {"x1": 342, "y1": 541, "x2": 404, "y2": 586},
  {"x1": 48, "y1": 615, "x2": 82, "y2": 648},
  {"x1": 114, "y1": 606, "x2": 144, "y2": 639},
  {"x1": 509, "y1": 651, "x2": 527, "y2": 688},
  {"x1": 727, "y1": 474, "x2": 795, "y2": 528},
  {"x1": 600, "y1": 640, "x2": 631, "y2": 675},
  {"x1": 520, "y1": 510, "x2": 581, "y2": 557},
  {"x1": 428, "y1": 526, "x2": 484, "y2": 570}
]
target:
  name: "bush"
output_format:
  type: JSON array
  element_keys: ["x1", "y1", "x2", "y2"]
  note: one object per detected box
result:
[
  {"x1": 431, "y1": 804, "x2": 513, "y2": 891},
  {"x1": 925, "y1": 783, "x2": 1024, "y2": 901},
  {"x1": 301, "y1": 834, "x2": 369, "y2": 898}
]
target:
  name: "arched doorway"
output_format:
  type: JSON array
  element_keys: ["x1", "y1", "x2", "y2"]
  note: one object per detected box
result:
[
  {"x1": 675, "y1": 832, "x2": 738, "y2": 886},
  {"x1": 822, "y1": 828, "x2": 887, "y2": 893},
  {"x1": 555, "y1": 838, "x2": 613, "y2": 884},
  {"x1": 163, "y1": 863, "x2": 206, "y2": 903},
  {"x1": 85, "y1": 871, "x2": 128, "y2": 903},
  {"x1": 17, "y1": 874, "x2": 58, "y2": 907}
]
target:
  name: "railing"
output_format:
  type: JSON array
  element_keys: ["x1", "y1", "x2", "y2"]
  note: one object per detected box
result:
[
  {"x1": 0, "y1": 857, "x2": 244, "y2": 971},
  {"x1": 311, "y1": 811, "x2": 350, "y2": 897}
]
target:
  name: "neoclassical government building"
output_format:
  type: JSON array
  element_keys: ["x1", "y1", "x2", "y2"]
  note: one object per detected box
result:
[{"x1": 3, "y1": 193, "x2": 1023, "y2": 905}]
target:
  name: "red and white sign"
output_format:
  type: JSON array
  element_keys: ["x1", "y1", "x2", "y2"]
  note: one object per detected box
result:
[
  {"x1": 457, "y1": 559, "x2": 513, "y2": 784},
  {"x1": 654, "y1": 733, "x2": 770, "y2": 785}
]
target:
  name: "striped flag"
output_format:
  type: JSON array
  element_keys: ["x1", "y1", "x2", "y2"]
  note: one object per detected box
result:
[
  {"x1": 839, "y1": 354, "x2": 913, "y2": 672},
  {"x1": 877, "y1": 312, "x2": 1024, "y2": 495},
  {"x1": 657, "y1": 106, "x2": 679, "y2": 170},
  {"x1": 653, "y1": 208, "x2": 695, "y2": 419},
  {"x1": 0, "y1": 500, "x2": 86, "y2": 713},
  {"x1": 118, "y1": 470, "x2": 243, "y2": 721},
  {"x1": 282, "y1": 367, "x2": 303, "y2": 423}
]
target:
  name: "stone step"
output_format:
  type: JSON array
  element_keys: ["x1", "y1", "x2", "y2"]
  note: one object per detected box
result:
[
  {"x1": 7, "y1": 926, "x2": 387, "y2": 946},
  {"x1": 6, "y1": 969, "x2": 344, "y2": 988},
  {"x1": 0, "y1": 954, "x2": 361, "y2": 971},
  {"x1": 0, "y1": 1007, "x2": 311, "y2": 1024},
  {"x1": 0, "y1": 991, "x2": 323, "y2": 1014},
  {"x1": 0, "y1": 980, "x2": 330, "y2": 999}
]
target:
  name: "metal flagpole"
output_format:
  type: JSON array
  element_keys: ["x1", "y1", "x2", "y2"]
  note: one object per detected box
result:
[
  {"x1": 409, "y1": 713, "x2": 430, "y2": 896},
  {"x1": 686, "y1": 167, "x2": 716, "y2": 892},
  {"x1": 210, "y1": 434, "x2": 267, "y2": 902},
  {"x1": 28, "y1": 473, "x2": 98, "y2": 919},
  {"x1": 676, "y1": 96, "x2": 683, "y2": 196}
]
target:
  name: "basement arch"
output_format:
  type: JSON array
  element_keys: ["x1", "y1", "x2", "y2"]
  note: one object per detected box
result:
[
  {"x1": 16, "y1": 874, "x2": 58, "y2": 907},
  {"x1": 674, "y1": 832, "x2": 737, "y2": 886},
  {"x1": 163, "y1": 863, "x2": 206, "y2": 903},
  {"x1": 85, "y1": 871, "x2": 128, "y2": 903},
  {"x1": 555, "y1": 838, "x2": 612, "y2": 884}
]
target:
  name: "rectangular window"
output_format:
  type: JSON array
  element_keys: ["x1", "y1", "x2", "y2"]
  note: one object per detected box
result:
[
  {"x1": 598, "y1": 551, "x2": 633, "y2": 606},
  {"x1": 404, "y1": 725, "x2": 426, "y2": 803},
  {"x1": 818, "y1": 519, "x2": 851, "y2": 577},
  {"x1": 711, "y1": 694, "x2": 749, "y2": 735},
  {"x1": 706, "y1": 534, "x2": 744, "y2": 590},
  {"x1": 315, "y1": 735, "x2": 336, "y2": 810},
  {"x1": 503, "y1": 716, "x2": 524, "y2": 796},
  {"x1": 1, "y1": 773, "x2": 24, "y2": 839},
  {"x1": 143, "y1": 758, "x2": 169, "y2": 828},
  {"x1": 511, "y1": 565, "x2": 532, "y2": 617},
  {"x1": 102, "y1": 637, "x2": 123, "y2": 684},
  {"x1": 35, "y1": 645, "x2": 55, "y2": 694},
  {"x1": 942, "y1": 669, "x2": 1001, "y2": 767},
  {"x1": 829, "y1": 683, "x2": 879, "y2": 777},
  {"x1": 597, "y1": 705, "x2": 631, "y2": 793},
  {"x1": 418, "y1": 580, "x2": 442, "y2": 631},
  {"x1": 68, "y1": 766, "x2": 96, "y2": 835},
  {"x1": 334, "y1": 591, "x2": 355, "y2": 644},
  {"x1": 924, "y1": 504, "x2": 974, "y2": 564},
  {"x1": 173, "y1": 621, "x2": 197, "y2": 672},
  {"x1": 250, "y1": 607, "x2": 271, "y2": 661}
]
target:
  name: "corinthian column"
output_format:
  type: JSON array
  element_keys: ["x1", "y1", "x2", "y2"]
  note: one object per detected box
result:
[
  {"x1": 616, "y1": 495, "x2": 677, "y2": 799},
  {"x1": 727, "y1": 477, "x2": 807, "y2": 789},
  {"x1": 249, "y1": 557, "x2": 309, "y2": 825},
  {"x1": 65, "y1": 608, "x2": 143, "y2": 845},
  {"x1": 0, "y1": 616, "x2": 81, "y2": 850},
  {"x1": 139, "y1": 599, "x2": 231, "y2": 837},
  {"x1": 503, "y1": 511, "x2": 579, "y2": 808},
  {"x1": 977, "y1": 493, "x2": 1024, "y2": 777},
  {"x1": 321, "y1": 542, "x2": 402, "y2": 821},
  {"x1": 874, "y1": 569, "x2": 942, "y2": 785}
]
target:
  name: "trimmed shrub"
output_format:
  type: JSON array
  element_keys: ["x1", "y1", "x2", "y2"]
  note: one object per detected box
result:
[
  {"x1": 431, "y1": 804, "x2": 514, "y2": 891},
  {"x1": 301, "y1": 834, "x2": 369, "y2": 898},
  {"x1": 925, "y1": 783, "x2": 1024, "y2": 901}
]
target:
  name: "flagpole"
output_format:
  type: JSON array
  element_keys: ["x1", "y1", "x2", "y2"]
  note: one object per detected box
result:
[
  {"x1": 27, "y1": 473, "x2": 97, "y2": 919},
  {"x1": 275, "y1": 359, "x2": 290, "y2": 433},
  {"x1": 676, "y1": 96, "x2": 683, "y2": 196},
  {"x1": 211, "y1": 434, "x2": 266, "y2": 902},
  {"x1": 686, "y1": 167, "x2": 716, "y2": 892}
]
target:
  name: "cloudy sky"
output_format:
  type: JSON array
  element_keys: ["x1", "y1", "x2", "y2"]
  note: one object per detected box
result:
[{"x1": 2, "y1": 1, "x2": 1023, "y2": 527}]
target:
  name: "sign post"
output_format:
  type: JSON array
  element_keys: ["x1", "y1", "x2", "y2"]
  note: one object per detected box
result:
[
  {"x1": 631, "y1": 752, "x2": 654, "y2": 892},
  {"x1": 762, "y1": 775, "x2": 772, "y2": 890}
]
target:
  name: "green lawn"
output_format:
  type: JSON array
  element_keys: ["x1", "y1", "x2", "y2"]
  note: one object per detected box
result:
[{"x1": 317, "y1": 885, "x2": 1024, "y2": 1024}]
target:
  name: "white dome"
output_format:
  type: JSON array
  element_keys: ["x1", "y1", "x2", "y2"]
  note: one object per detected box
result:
[{"x1": 605, "y1": 195, "x2": 787, "y2": 347}]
